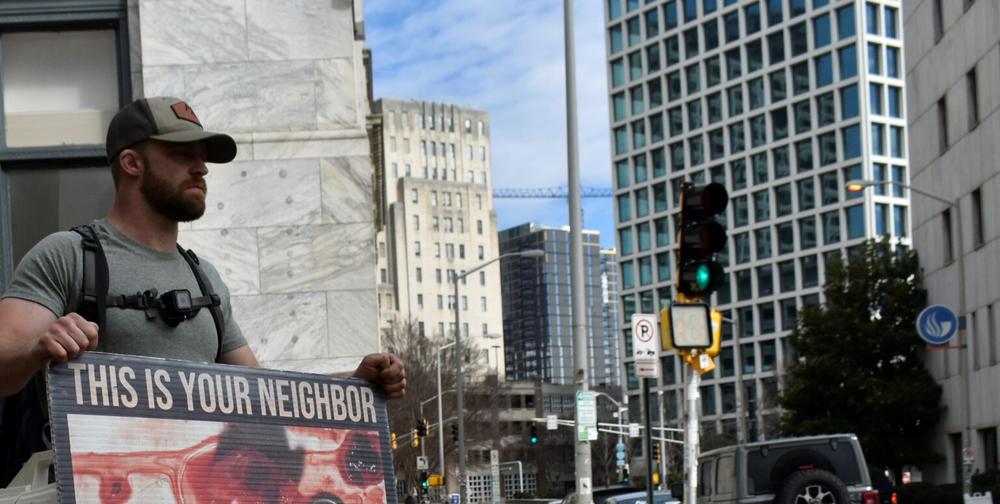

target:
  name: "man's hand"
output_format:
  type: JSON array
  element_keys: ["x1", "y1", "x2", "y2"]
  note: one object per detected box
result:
[
  {"x1": 352, "y1": 353, "x2": 406, "y2": 399},
  {"x1": 35, "y1": 313, "x2": 99, "y2": 363}
]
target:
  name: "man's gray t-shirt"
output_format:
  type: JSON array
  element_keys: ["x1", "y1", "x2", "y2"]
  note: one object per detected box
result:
[{"x1": 1, "y1": 219, "x2": 246, "y2": 363}]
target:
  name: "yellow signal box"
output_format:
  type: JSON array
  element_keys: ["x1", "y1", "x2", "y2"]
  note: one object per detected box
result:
[
  {"x1": 411, "y1": 429, "x2": 419, "y2": 448},
  {"x1": 428, "y1": 474, "x2": 445, "y2": 487},
  {"x1": 391, "y1": 432, "x2": 397, "y2": 450}
]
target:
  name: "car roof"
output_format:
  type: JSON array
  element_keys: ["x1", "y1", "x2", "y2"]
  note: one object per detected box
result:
[
  {"x1": 605, "y1": 490, "x2": 680, "y2": 504},
  {"x1": 700, "y1": 433, "x2": 861, "y2": 458}
]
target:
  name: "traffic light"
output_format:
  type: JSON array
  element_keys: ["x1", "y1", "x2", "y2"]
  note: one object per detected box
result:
[
  {"x1": 428, "y1": 474, "x2": 445, "y2": 487},
  {"x1": 391, "y1": 432, "x2": 397, "y2": 450},
  {"x1": 676, "y1": 182, "x2": 729, "y2": 299},
  {"x1": 417, "y1": 418, "x2": 428, "y2": 437},
  {"x1": 529, "y1": 424, "x2": 538, "y2": 444},
  {"x1": 451, "y1": 424, "x2": 459, "y2": 442},
  {"x1": 652, "y1": 443, "x2": 661, "y2": 463},
  {"x1": 411, "y1": 429, "x2": 419, "y2": 448},
  {"x1": 419, "y1": 470, "x2": 429, "y2": 493}
]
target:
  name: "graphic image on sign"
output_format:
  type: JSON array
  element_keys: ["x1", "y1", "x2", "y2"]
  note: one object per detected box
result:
[
  {"x1": 46, "y1": 352, "x2": 396, "y2": 503},
  {"x1": 917, "y1": 305, "x2": 959, "y2": 345}
]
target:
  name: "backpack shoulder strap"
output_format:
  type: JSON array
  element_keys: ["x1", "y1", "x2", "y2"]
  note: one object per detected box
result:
[
  {"x1": 176, "y1": 245, "x2": 225, "y2": 361},
  {"x1": 70, "y1": 224, "x2": 108, "y2": 338}
]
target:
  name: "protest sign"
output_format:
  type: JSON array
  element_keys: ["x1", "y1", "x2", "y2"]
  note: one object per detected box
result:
[{"x1": 46, "y1": 352, "x2": 396, "y2": 503}]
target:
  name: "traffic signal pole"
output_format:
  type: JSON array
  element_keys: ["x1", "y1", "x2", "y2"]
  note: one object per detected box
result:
[
  {"x1": 643, "y1": 379, "x2": 655, "y2": 504},
  {"x1": 685, "y1": 366, "x2": 701, "y2": 502}
]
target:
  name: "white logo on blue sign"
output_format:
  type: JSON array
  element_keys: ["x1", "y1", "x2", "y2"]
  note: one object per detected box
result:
[{"x1": 916, "y1": 305, "x2": 958, "y2": 345}]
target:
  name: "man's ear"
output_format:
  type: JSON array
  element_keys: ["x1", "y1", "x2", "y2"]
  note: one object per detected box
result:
[{"x1": 118, "y1": 148, "x2": 145, "y2": 177}]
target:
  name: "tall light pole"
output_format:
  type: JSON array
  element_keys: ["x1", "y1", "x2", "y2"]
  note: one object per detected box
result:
[
  {"x1": 454, "y1": 249, "x2": 544, "y2": 502},
  {"x1": 562, "y1": 0, "x2": 592, "y2": 501},
  {"x1": 435, "y1": 341, "x2": 455, "y2": 486},
  {"x1": 847, "y1": 178, "x2": 970, "y2": 493}
]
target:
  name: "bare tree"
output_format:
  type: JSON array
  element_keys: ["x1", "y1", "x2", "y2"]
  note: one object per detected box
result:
[{"x1": 381, "y1": 318, "x2": 505, "y2": 494}]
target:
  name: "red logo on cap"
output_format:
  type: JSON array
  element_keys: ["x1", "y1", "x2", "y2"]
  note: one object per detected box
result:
[{"x1": 171, "y1": 101, "x2": 202, "y2": 126}]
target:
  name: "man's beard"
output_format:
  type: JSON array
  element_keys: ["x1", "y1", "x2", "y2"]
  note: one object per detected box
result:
[{"x1": 140, "y1": 166, "x2": 206, "y2": 222}]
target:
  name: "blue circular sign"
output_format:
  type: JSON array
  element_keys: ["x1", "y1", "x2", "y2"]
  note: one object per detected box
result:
[{"x1": 916, "y1": 305, "x2": 959, "y2": 345}]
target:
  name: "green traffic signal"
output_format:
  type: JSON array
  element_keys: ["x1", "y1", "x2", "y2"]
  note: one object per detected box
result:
[
  {"x1": 696, "y1": 264, "x2": 711, "y2": 289},
  {"x1": 531, "y1": 435, "x2": 538, "y2": 444}
]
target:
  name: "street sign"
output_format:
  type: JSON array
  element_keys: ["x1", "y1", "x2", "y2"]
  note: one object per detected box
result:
[
  {"x1": 577, "y1": 391, "x2": 597, "y2": 441},
  {"x1": 628, "y1": 423, "x2": 640, "y2": 438},
  {"x1": 451, "y1": 493, "x2": 460, "y2": 504},
  {"x1": 631, "y1": 314, "x2": 661, "y2": 378},
  {"x1": 490, "y1": 449, "x2": 500, "y2": 504},
  {"x1": 917, "y1": 305, "x2": 959, "y2": 345},
  {"x1": 546, "y1": 414, "x2": 558, "y2": 430},
  {"x1": 580, "y1": 477, "x2": 592, "y2": 495},
  {"x1": 416, "y1": 455, "x2": 428, "y2": 470},
  {"x1": 963, "y1": 446, "x2": 975, "y2": 464}
]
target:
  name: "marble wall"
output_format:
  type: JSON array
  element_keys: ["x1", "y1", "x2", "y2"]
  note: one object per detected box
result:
[{"x1": 132, "y1": 0, "x2": 378, "y2": 374}]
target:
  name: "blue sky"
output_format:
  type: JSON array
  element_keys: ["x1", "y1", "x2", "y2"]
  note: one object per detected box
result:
[{"x1": 365, "y1": 0, "x2": 616, "y2": 248}]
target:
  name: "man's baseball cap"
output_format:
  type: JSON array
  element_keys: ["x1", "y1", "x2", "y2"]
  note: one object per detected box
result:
[{"x1": 105, "y1": 96, "x2": 237, "y2": 164}]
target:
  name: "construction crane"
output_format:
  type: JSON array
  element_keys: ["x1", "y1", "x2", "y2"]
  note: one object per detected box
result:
[{"x1": 492, "y1": 186, "x2": 613, "y2": 199}]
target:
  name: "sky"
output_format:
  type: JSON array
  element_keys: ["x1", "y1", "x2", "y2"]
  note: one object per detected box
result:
[{"x1": 365, "y1": 0, "x2": 616, "y2": 248}]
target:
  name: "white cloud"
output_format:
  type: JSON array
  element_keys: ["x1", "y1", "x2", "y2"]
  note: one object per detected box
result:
[{"x1": 366, "y1": 0, "x2": 615, "y2": 246}]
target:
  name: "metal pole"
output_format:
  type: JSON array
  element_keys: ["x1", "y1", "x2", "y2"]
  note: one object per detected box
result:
[
  {"x1": 454, "y1": 278, "x2": 467, "y2": 503},
  {"x1": 644, "y1": 380, "x2": 654, "y2": 504},
  {"x1": 437, "y1": 347, "x2": 447, "y2": 486},
  {"x1": 685, "y1": 367, "x2": 701, "y2": 503},
  {"x1": 563, "y1": 0, "x2": 591, "y2": 501},
  {"x1": 956, "y1": 199, "x2": 972, "y2": 495},
  {"x1": 657, "y1": 391, "x2": 666, "y2": 490}
]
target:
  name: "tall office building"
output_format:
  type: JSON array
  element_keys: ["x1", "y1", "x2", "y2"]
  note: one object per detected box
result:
[
  {"x1": 904, "y1": 0, "x2": 1000, "y2": 483},
  {"x1": 605, "y1": 0, "x2": 909, "y2": 441},
  {"x1": 499, "y1": 223, "x2": 622, "y2": 387},
  {"x1": 374, "y1": 99, "x2": 505, "y2": 376}
]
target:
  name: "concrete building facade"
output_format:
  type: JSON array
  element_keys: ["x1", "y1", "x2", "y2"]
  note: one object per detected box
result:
[
  {"x1": 904, "y1": 0, "x2": 1000, "y2": 483},
  {"x1": 373, "y1": 99, "x2": 505, "y2": 376},
  {"x1": 0, "y1": 0, "x2": 381, "y2": 374},
  {"x1": 499, "y1": 223, "x2": 622, "y2": 387},
  {"x1": 605, "y1": 0, "x2": 911, "y2": 443}
]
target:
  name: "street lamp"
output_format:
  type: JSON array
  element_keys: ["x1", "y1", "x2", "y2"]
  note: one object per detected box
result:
[
  {"x1": 454, "y1": 249, "x2": 545, "y2": 502},
  {"x1": 435, "y1": 342, "x2": 455, "y2": 487},
  {"x1": 846, "y1": 178, "x2": 971, "y2": 493}
]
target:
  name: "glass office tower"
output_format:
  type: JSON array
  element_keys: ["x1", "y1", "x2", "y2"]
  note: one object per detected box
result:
[{"x1": 606, "y1": 0, "x2": 909, "y2": 442}]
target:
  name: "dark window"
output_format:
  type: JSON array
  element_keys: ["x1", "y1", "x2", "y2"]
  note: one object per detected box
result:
[
  {"x1": 972, "y1": 187, "x2": 984, "y2": 247},
  {"x1": 938, "y1": 96, "x2": 949, "y2": 154},
  {"x1": 968, "y1": 67, "x2": 980, "y2": 129}
]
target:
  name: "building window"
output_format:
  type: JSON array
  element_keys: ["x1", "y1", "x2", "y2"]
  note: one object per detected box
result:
[
  {"x1": 416, "y1": 267, "x2": 423, "y2": 282},
  {"x1": 933, "y1": 0, "x2": 944, "y2": 42},
  {"x1": 968, "y1": 67, "x2": 980, "y2": 129},
  {"x1": 416, "y1": 294, "x2": 423, "y2": 309},
  {"x1": 414, "y1": 241, "x2": 421, "y2": 256},
  {"x1": 942, "y1": 208, "x2": 954, "y2": 263},
  {"x1": 0, "y1": 6, "x2": 132, "y2": 279},
  {"x1": 938, "y1": 97, "x2": 949, "y2": 152},
  {"x1": 972, "y1": 187, "x2": 984, "y2": 247}
]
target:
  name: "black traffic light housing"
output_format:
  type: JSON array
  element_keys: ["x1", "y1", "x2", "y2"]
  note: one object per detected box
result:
[
  {"x1": 451, "y1": 424, "x2": 459, "y2": 442},
  {"x1": 529, "y1": 424, "x2": 538, "y2": 444},
  {"x1": 652, "y1": 442, "x2": 661, "y2": 462},
  {"x1": 419, "y1": 470, "x2": 429, "y2": 493},
  {"x1": 417, "y1": 418, "x2": 428, "y2": 437},
  {"x1": 677, "y1": 182, "x2": 729, "y2": 299}
]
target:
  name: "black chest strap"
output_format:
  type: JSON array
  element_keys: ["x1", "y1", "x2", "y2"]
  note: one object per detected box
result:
[{"x1": 70, "y1": 224, "x2": 226, "y2": 361}]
